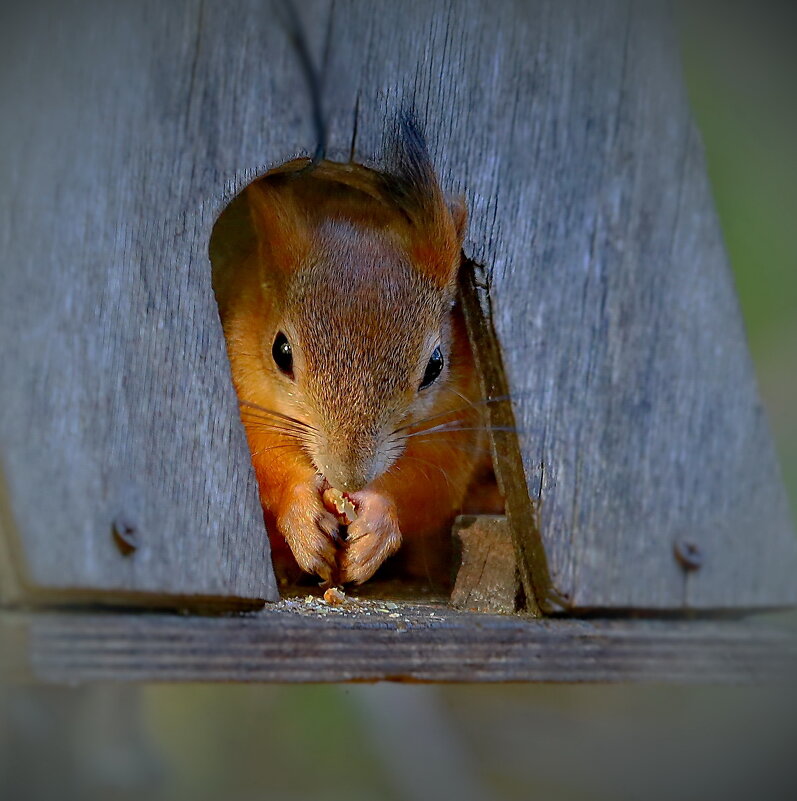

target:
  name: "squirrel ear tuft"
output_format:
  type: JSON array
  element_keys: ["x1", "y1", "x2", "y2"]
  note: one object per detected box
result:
[
  {"x1": 246, "y1": 179, "x2": 310, "y2": 277},
  {"x1": 385, "y1": 114, "x2": 467, "y2": 289}
]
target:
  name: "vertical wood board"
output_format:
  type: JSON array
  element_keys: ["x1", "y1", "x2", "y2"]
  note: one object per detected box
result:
[
  {"x1": 0, "y1": 0, "x2": 311, "y2": 601},
  {"x1": 315, "y1": 0, "x2": 797, "y2": 610}
]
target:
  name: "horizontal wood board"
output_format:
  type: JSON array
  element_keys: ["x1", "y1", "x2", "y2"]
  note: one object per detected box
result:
[
  {"x1": 3, "y1": 607, "x2": 796, "y2": 684},
  {"x1": 0, "y1": 0, "x2": 794, "y2": 610}
]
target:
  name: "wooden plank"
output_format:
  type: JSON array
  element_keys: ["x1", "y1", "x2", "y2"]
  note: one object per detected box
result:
[
  {"x1": 1, "y1": 0, "x2": 794, "y2": 612},
  {"x1": 3, "y1": 607, "x2": 795, "y2": 684}
]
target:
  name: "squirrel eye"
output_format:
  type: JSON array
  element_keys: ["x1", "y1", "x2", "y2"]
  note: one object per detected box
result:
[
  {"x1": 272, "y1": 331, "x2": 294, "y2": 377},
  {"x1": 419, "y1": 346, "x2": 444, "y2": 390}
]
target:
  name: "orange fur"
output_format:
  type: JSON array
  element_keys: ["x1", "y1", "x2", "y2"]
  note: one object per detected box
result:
[{"x1": 216, "y1": 155, "x2": 495, "y2": 586}]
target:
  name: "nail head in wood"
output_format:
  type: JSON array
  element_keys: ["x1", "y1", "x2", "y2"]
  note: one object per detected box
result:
[
  {"x1": 674, "y1": 540, "x2": 703, "y2": 572},
  {"x1": 112, "y1": 517, "x2": 138, "y2": 557}
]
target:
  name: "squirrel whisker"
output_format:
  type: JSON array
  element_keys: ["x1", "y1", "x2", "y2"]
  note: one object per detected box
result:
[
  {"x1": 248, "y1": 442, "x2": 307, "y2": 458},
  {"x1": 238, "y1": 415, "x2": 314, "y2": 436},
  {"x1": 239, "y1": 422, "x2": 313, "y2": 442},
  {"x1": 393, "y1": 394, "x2": 514, "y2": 435},
  {"x1": 238, "y1": 412, "x2": 311, "y2": 433},
  {"x1": 439, "y1": 384, "x2": 489, "y2": 412},
  {"x1": 401, "y1": 423, "x2": 520, "y2": 440},
  {"x1": 396, "y1": 454, "x2": 457, "y2": 498},
  {"x1": 398, "y1": 438, "x2": 496, "y2": 457},
  {"x1": 238, "y1": 400, "x2": 315, "y2": 430}
]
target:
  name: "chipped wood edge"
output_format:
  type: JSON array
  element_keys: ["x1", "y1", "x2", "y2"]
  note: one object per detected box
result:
[{"x1": 459, "y1": 263, "x2": 552, "y2": 614}]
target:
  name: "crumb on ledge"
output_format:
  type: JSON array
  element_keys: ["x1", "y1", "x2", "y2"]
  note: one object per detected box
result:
[{"x1": 323, "y1": 586, "x2": 347, "y2": 606}]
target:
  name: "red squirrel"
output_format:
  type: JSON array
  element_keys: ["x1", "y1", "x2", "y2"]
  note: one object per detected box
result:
[{"x1": 213, "y1": 118, "x2": 496, "y2": 586}]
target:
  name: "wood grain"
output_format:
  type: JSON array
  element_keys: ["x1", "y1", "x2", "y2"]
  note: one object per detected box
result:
[
  {"x1": 451, "y1": 515, "x2": 519, "y2": 613},
  {"x1": 0, "y1": 1, "x2": 794, "y2": 612},
  {"x1": 3, "y1": 607, "x2": 796, "y2": 684},
  {"x1": 0, "y1": 0, "x2": 295, "y2": 603}
]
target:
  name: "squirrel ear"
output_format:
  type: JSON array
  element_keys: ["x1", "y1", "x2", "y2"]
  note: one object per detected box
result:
[
  {"x1": 408, "y1": 207, "x2": 465, "y2": 291},
  {"x1": 246, "y1": 179, "x2": 310, "y2": 277},
  {"x1": 447, "y1": 195, "x2": 468, "y2": 244},
  {"x1": 412, "y1": 195, "x2": 467, "y2": 290}
]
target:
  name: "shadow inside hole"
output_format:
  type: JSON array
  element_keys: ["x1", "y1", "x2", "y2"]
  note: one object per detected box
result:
[{"x1": 208, "y1": 158, "x2": 506, "y2": 603}]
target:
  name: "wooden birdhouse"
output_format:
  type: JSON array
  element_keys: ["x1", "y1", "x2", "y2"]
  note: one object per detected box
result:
[{"x1": 2, "y1": 0, "x2": 796, "y2": 683}]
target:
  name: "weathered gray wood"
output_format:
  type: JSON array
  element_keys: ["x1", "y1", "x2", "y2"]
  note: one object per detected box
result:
[
  {"x1": 317, "y1": 0, "x2": 797, "y2": 611},
  {"x1": 0, "y1": 0, "x2": 314, "y2": 602},
  {"x1": 1, "y1": 0, "x2": 794, "y2": 611},
  {"x1": 451, "y1": 515, "x2": 519, "y2": 613},
  {"x1": 3, "y1": 608, "x2": 796, "y2": 684}
]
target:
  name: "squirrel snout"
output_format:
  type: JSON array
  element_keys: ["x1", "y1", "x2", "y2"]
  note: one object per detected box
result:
[
  {"x1": 317, "y1": 461, "x2": 370, "y2": 494},
  {"x1": 336, "y1": 475, "x2": 368, "y2": 493},
  {"x1": 315, "y1": 436, "x2": 396, "y2": 494}
]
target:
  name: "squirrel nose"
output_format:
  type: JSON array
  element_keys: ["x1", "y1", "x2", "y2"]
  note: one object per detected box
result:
[
  {"x1": 317, "y1": 444, "x2": 375, "y2": 494},
  {"x1": 327, "y1": 466, "x2": 369, "y2": 494},
  {"x1": 316, "y1": 427, "x2": 392, "y2": 493}
]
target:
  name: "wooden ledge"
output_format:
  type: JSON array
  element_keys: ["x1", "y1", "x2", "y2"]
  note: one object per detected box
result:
[{"x1": 3, "y1": 601, "x2": 796, "y2": 685}]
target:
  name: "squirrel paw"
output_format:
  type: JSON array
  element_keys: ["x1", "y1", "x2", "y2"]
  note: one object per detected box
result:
[
  {"x1": 277, "y1": 482, "x2": 341, "y2": 583},
  {"x1": 339, "y1": 490, "x2": 402, "y2": 584}
]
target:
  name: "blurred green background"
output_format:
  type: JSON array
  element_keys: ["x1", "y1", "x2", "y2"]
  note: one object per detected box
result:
[
  {"x1": 682, "y1": 0, "x2": 797, "y2": 510},
  {"x1": 2, "y1": 2, "x2": 796, "y2": 800}
]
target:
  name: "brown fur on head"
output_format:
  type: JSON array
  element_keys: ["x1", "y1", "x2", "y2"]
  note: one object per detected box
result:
[
  {"x1": 226, "y1": 113, "x2": 468, "y2": 493},
  {"x1": 239, "y1": 144, "x2": 467, "y2": 492}
]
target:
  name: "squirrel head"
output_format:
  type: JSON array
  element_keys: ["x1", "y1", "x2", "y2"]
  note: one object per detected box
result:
[{"x1": 242, "y1": 151, "x2": 468, "y2": 492}]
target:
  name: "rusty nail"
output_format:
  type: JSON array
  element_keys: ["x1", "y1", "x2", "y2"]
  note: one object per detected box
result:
[
  {"x1": 674, "y1": 540, "x2": 703, "y2": 572},
  {"x1": 112, "y1": 517, "x2": 138, "y2": 556}
]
